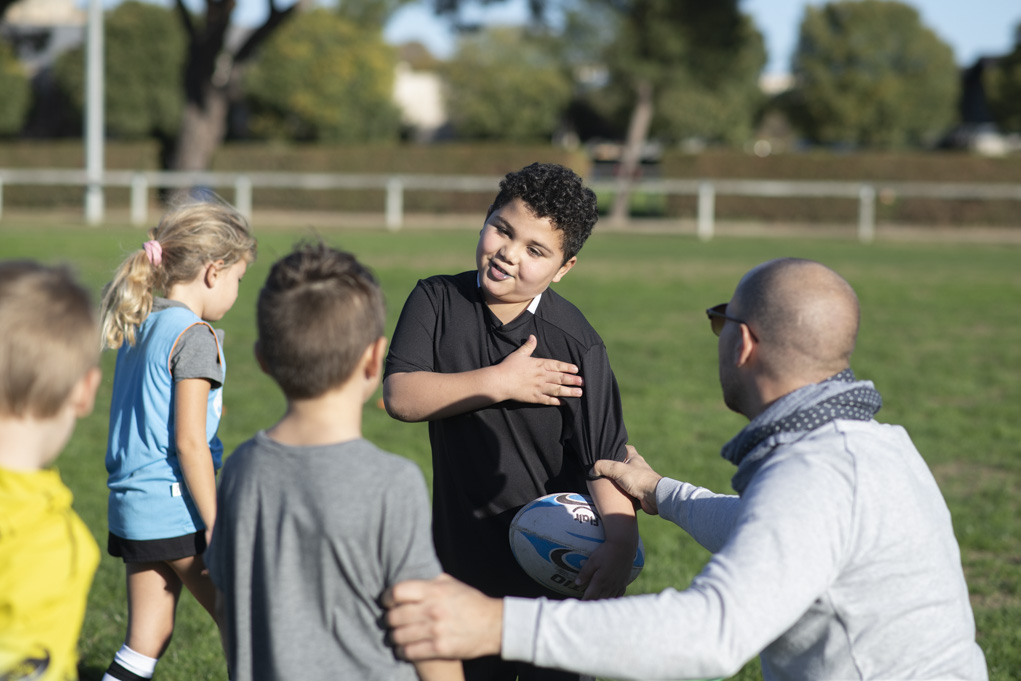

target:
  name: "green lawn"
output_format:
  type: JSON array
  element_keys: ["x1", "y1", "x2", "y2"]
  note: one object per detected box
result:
[{"x1": 3, "y1": 219, "x2": 1018, "y2": 680}]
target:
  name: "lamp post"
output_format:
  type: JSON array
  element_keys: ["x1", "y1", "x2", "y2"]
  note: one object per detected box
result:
[{"x1": 84, "y1": 0, "x2": 104, "y2": 225}]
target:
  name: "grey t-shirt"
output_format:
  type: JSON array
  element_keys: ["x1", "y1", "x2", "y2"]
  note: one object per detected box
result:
[
  {"x1": 153, "y1": 298, "x2": 224, "y2": 387},
  {"x1": 206, "y1": 433, "x2": 442, "y2": 681}
]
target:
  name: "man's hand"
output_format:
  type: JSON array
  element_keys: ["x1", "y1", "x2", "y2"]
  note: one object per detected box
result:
[
  {"x1": 592, "y1": 446, "x2": 663, "y2": 515},
  {"x1": 384, "y1": 574, "x2": 503, "y2": 661},
  {"x1": 495, "y1": 335, "x2": 583, "y2": 405}
]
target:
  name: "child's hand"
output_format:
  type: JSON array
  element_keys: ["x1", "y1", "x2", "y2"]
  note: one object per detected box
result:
[
  {"x1": 576, "y1": 539, "x2": 635, "y2": 600},
  {"x1": 495, "y1": 335, "x2": 583, "y2": 405}
]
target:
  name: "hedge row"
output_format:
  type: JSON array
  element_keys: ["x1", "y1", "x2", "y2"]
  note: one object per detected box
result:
[
  {"x1": 1, "y1": 142, "x2": 1018, "y2": 226},
  {"x1": 657, "y1": 150, "x2": 1021, "y2": 227}
]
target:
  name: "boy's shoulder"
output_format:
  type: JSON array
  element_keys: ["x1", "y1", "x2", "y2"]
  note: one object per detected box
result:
[
  {"x1": 224, "y1": 433, "x2": 424, "y2": 480},
  {"x1": 534, "y1": 286, "x2": 603, "y2": 346},
  {"x1": 398, "y1": 271, "x2": 481, "y2": 320},
  {"x1": 414, "y1": 271, "x2": 477, "y2": 298}
]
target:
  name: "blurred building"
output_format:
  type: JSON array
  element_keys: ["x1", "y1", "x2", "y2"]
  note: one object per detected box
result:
[
  {"x1": 392, "y1": 59, "x2": 448, "y2": 143},
  {"x1": 1, "y1": 0, "x2": 84, "y2": 77},
  {"x1": 758, "y1": 72, "x2": 793, "y2": 96},
  {"x1": 1, "y1": 0, "x2": 85, "y2": 136}
]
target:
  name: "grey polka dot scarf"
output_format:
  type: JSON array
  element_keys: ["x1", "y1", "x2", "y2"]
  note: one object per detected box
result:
[{"x1": 722, "y1": 369, "x2": 883, "y2": 494}]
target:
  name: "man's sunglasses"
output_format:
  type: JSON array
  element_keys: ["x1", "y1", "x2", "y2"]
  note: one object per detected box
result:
[{"x1": 706, "y1": 303, "x2": 757, "y2": 340}]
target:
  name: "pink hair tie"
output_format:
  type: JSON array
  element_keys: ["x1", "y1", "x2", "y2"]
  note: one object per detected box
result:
[{"x1": 142, "y1": 240, "x2": 163, "y2": 267}]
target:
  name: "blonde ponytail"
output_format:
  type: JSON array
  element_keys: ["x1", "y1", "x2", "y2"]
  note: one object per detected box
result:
[
  {"x1": 100, "y1": 198, "x2": 256, "y2": 350},
  {"x1": 100, "y1": 234, "x2": 159, "y2": 349}
]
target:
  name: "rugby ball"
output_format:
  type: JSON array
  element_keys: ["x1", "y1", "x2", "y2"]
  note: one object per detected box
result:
[{"x1": 509, "y1": 492, "x2": 644, "y2": 597}]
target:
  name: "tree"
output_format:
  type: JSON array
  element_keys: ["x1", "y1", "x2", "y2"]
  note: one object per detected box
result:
[
  {"x1": 167, "y1": 0, "x2": 305, "y2": 171},
  {"x1": 442, "y1": 26, "x2": 572, "y2": 141},
  {"x1": 0, "y1": 42, "x2": 30, "y2": 136},
  {"x1": 652, "y1": 13, "x2": 765, "y2": 145},
  {"x1": 243, "y1": 8, "x2": 402, "y2": 142},
  {"x1": 335, "y1": 0, "x2": 411, "y2": 27},
  {"x1": 52, "y1": 1, "x2": 185, "y2": 142},
  {"x1": 167, "y1": 0, "x2": 415, "y2": 170},
  {"x1": 984, "y1": 23, "x2": 1021, "y2": 133},
  {"x1": 785, "y1": 0, "x2": 958, "y2": 148},
  {"x1": 582, "y1": 1, "x2": 759, "y2": 224},
  {"x1": 433, "y1": 0, "x2": 759, "y2": 222}
]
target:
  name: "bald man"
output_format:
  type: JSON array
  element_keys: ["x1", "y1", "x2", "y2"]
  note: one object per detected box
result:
[{"x1": 385, "y1": 259, "x2": 988, "y2": 681}]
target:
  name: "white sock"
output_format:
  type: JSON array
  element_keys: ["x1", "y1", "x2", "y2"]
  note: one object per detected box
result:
[{"x1": 102, "y1": 644, "x2": 158, "y2": 680}]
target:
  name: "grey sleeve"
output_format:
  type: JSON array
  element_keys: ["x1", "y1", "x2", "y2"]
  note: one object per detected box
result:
[
  {"x1": 170, "y1": 324, "x2": 224, "y2": 387},
  {"x1": 656, "y1": 478, "x2": 741, "y2": 554},
  {"x1": 380, "y1": 463, "x2": 442, "y2": 585}
]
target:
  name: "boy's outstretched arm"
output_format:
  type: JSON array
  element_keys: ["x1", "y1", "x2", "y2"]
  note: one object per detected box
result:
[
  {"x1": 384, "y1": 335, "x2": 583, "y2": 422},
  {"x1": 577, "y1": 475, "x2": 640, "y2": 600}
]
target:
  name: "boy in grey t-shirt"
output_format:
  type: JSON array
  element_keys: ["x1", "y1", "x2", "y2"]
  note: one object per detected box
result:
[{"x1": 205, "y1": 244, "x2": 462, "y2": 681}]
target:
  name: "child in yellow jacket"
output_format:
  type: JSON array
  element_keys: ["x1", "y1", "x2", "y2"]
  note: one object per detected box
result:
[{"x1": 0, "y1": 260, "x2": 103, "y2": 681}]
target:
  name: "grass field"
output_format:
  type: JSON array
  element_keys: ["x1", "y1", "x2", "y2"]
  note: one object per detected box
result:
[{"x1": 3, "y1": 219, "x2": 1019, "y2": 681}]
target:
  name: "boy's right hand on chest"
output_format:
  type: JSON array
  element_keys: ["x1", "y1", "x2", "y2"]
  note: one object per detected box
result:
[{"x1": 495, "y1": 334, "x2": 583, "y2": 406}]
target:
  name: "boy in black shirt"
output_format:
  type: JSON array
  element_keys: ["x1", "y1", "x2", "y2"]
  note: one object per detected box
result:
[{"x1": 383, "y1": 163, "x2": 637, "y2": 681}]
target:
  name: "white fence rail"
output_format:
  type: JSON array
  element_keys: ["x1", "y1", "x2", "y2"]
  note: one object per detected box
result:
[{"x1": 2, "y1": 168, "x2": 1019, "y2": 243}]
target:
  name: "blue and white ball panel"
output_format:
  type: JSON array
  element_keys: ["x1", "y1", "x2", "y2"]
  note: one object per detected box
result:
[{"x1": 509, "y1": 492, "x2": 644, "y2": 597}]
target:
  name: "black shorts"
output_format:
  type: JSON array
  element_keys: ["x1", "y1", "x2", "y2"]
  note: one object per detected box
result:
[{"x1": 107, "y1": 531, "x2": 206, "y2": 563}]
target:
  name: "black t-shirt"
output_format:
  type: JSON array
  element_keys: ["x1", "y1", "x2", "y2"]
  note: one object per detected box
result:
[{"x1": 384, "y1": 271, "x2": 628, "y2": 597}]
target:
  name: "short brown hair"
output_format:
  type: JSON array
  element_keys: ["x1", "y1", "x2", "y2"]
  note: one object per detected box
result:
[
  {"x1": 257, "y1": 243, "x2": 385, "y2": 400},
  {"x1": 0, "y1": 260, "x2": 99, "y2": 418}
]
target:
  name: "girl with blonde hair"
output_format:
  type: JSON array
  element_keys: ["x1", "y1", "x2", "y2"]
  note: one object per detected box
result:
[{"x1": 99, "y1": 199, "x2": 256, "y2": 681}]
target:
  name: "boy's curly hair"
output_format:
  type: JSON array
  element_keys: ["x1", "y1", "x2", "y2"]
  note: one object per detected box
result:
[{"x1": 491, "y1": 163, "x2": 598, "y2": 263}]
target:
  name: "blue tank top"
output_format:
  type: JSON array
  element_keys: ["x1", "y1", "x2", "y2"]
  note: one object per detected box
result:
[{"x1": 106, "y1": 306, "x2": 225, "y2": 540}]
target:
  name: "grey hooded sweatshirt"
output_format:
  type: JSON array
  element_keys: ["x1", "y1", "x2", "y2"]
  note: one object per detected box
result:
[{"x1": 502, "y1": 378, "x2": 987, "y2": 681}]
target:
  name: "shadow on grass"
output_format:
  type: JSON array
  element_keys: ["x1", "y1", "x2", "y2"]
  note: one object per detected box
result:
[{"x1": 78, "y1": 663, "x2": 109, "y2": 681}]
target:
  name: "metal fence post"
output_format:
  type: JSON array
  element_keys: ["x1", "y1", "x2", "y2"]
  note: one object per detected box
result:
[
  {"x1": 697, "y1": 181, "x2": 715, "y2": 241},
  {"x1": 858, "y1": 184, "x2": 876, "y2": 244},
  {"x1": 130, "y1": 173, "x2": 148, "y2": 227},
  {"x1": 235, "y1": 175, "x2": 252, "y2": 221},
  {"x1": 386, "y1": 177, "x2": 403, "y2": 231}
]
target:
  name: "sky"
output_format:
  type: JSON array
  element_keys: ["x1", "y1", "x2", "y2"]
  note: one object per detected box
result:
[{"x1": 209, "y1": 0, "x2": 1021, "y2": 75}]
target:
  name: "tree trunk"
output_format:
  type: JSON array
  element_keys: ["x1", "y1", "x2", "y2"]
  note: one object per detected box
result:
[
  {"x1": 609, "y1": 80, "x2": 654, "y2": 228},
  {"x1": 164, "y1": 0, "x2": 304, "y2": 180},
  {"x1": 168, "y1": 85, "x2": 230, "y2": 172}
]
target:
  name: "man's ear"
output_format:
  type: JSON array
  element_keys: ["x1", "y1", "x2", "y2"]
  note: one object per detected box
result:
[
  {"x1": 551, "y1": 256, "x2": 577, "y2": 284},
  {"x1": 735, "y1": 323, "x2": 757, "y2": 368},
  {"x1": 71, "y1": 366, "x2": 102, "y2": 418}
]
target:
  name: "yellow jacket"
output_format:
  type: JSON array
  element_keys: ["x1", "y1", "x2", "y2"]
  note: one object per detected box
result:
[{"x1": 0, "y1": 466, "x2": 99, "y2": 681}]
